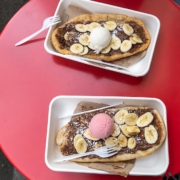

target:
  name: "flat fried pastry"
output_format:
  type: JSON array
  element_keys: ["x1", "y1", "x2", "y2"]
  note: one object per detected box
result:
[
  {"x1": 56, "y1": 106, "x2": 166, "y2": 162},
  {"x1": 51, "y1": 14, "x2": 151, "y2": 61}
]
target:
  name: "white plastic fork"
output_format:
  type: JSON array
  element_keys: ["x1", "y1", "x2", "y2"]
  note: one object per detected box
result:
[
  {"x1": 54, "y1": 146, "x2": 118, "y2": 162},
  {"x1": 15, "y1": 15, "x2": 61, "y2": 46},
  {"x1": 65, "y1": 55, "x2": 129, "y2": 71},
  {"x1": 59, "y1": 102, "x2": 124, "y2": 119}
]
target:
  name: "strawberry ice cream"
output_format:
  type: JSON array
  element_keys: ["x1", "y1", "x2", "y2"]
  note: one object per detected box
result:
[{"x1": 89, "y1": 113, "x2": 114, "y2": 139}]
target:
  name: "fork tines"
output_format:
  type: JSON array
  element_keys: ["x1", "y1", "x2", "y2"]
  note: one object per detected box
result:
[
  {"x1": 107, "y1": 147, "x2": 118, "y2": 153},
  {"x1": 105, "y1": 147, "x2": 118, "y2": 157},
  {"x1": 50, "y1": 15, "x2": 61, "y2": 22}
]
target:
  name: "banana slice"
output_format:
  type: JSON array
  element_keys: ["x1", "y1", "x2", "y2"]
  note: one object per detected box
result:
[
  {"x1": 112, "y1": 145, "x2": 121, "y2": 151},
  {"x1": 136, "y1": 112, "x2": 154, "y2": 127},
  {"x1": 75, "y1": 138, "x2": 88, "y2": 154},
  {"x1": 83, "y1": 128, "x2": 99, "y2": 140},
  {"x1": 145, "y1": 125, "x2": 158, "y2": 144},
  {"x1": 125, "y1": 113, "x2": 138, "y2": 126},
  {"x1": 121, "y1": 124, "x2": 131, "y2": 137},
  {"x1": 110, "y1": 36, "x2": 121, "y2": 50},
  {"x1": 118, "y1": 134, "x2": 127, "y2": 147},
  {"x1": 120, "y1": 40, "x2": 132, "y2": 53},
  {"x1": 70, "y1": 43, "x2": 84, "y2": 54},
  {"x1": 74, "y1": 134, "x2": 83, "y2": 147},
  {"x1": 105, "y1": 137, "x2": 119, "y2": 147},
  {"x1": 64, "y1": 32, "x2": 76, "y2": 41},
  {"x1": 122, "y1": 23, "x2": 134, "y2": 36},
  {"x1": 88, "y1": 43, "x2": 95, "y2": 50},
  {"x1": 79, "y1": 47, "x2": 89, "y2": 55},
  {"x1": 75, "y1": 24, "x2": 87, "y2": 32},
  {"x1": 128, "y1": 137, "x2": 136, "y2": 149},
  {"x1": 85, "y1": 24, "x2": 91, "y2": 32},
  {"x1": 79, "y1": 34, "x2": 90, "y2": 46},
  {"x1": 89, "y1": 22, "x2": 101, "y2": 31},
  {"x1": 114, "y1": 109, "x2": 128, "y2": 125},
  {"x1": 104, "y1": 21, "x2": 117, "y2": 31},
  {"x1": 126, "y1": 126, "x2": 140, "y2": 136},
  {"x1": 132, "y1": 33, "x2": 143, "y2": 43},
  {"x1": 111, "y1": 123, "x2": 121, "y2": 137},
  {"x1": 101, "y1": 44, "x2": 111, "y2": 54},
  {"x1": 129, "y1": 37, "x2": 137, "y2": 44}
]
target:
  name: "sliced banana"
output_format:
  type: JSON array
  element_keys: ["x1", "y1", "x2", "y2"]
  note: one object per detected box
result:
[
  {"x1": 125, "y1": 113, "x2": 138, "y2": 126},
  {"x1": 101, "y1": 44, "x2": 111, "y2": 54},
  {"x1": 79, "y1": 47, "x2": 89, "y2": 55},
  {"x1": 110, "y1": 36, "x2": 121, "y2": 50},
  {"x1": 114, "y1": 109, "x2": 128, "y2": 125},
  {"x1": 136, "y1": 112, "x2": 154, "y2": 127},
  {"x1": 145, "y1": 125, "x2": 158, "y2": 144},
  {"x1": 121, "y1": 124, "x2": 131, "y2": 137},
  {"x1": 75, "y1": 138, "x2": 87, "y2": 154},
  {"x1": 126, "y1": 126, "x2": 140, "y2": 136},
  {"x1": 111, "y1": 123, "x2": 121, "y2": 137},
  {"x1": 85, "y1": 24, "x2": 91, "y2": 32},
  {"x1": 128, "y1": 137, "x2": 136, "y2": 149},
  {"x1": 132, "y1": 33, "x2": 143, "y2": 43},
  {"x1": 105, "y1": 137, "x2": 119, "y2": 147},
  {"x1": 88, "y1": 44, "x2": 94, "y2": 50},
  {"x1": 79, "y1": 34, "x2": 90, "y2": 46},
  {"x1": 104, "y1": 21, "x2": 117, "y2": 31},
  {"x1": 88, "y1": 43, "x2": 95, "y2": 50},
  {"x1": 89, "y1": 22, "x2": 101, "y2": 31},
  {"x1": 129, "y1": 37, "x2": 137, "y2": 44},
  {"x1": 70, "y1": 43, "x2": 84, "y2": 54},
  {"x1": 122, "y1": 23, "x2": 134, "y2": 36},
  {"x1": 83, "y1": 128, "x2": 99, "y2": 140},
  {"x1": 74, "y1": 134, "x2": 83, "y2": 147},
  {"x1": 64, "y1": 32, "x2": 76, "y2": 41},
  {"x1": 118, "y1": 134, "x2": 127, "y2": 147},
  {"x1": 75, "y1": 24, "x2": 87, "y2": 32},
  {"x1": 120, "y1": 40, "x2": 132, "y2": 53},
  {"x1": 112, "y1": 145, "x2": 121, "y2": 151}
]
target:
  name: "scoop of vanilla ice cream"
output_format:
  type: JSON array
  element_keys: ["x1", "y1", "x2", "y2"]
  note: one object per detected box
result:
[{"x1": 90, "y1": 27, "x2": 111, "y2": 53}]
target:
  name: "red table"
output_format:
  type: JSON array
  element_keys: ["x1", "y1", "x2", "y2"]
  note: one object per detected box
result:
[{"x1": 0, "y1": 0, "x2": 180, "y2": 179}]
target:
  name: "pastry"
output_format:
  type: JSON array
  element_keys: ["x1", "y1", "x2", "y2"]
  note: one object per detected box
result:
[
  {"x1": 51, "y1": 14, "x2": 151, "y2": 62},
  {"x1": 56, "y1": 106, "x2": 166, "y2": 162}
]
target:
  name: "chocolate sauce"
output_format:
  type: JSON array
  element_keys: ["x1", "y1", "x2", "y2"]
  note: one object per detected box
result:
[
  {"x1": 55, "y1": 21, "x2": 147, "y2": 55},
  {"x1": 61, "y1": 108, "x2": 162, "y2": 158}
]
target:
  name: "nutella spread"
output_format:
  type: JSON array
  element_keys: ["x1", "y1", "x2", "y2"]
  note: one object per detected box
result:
[
  {"x1": 61, "y1": 108, "x2": 161, "y2": 158},
  {"x1": 55, "y1": 21, "x2": 147, "y2": 56}
]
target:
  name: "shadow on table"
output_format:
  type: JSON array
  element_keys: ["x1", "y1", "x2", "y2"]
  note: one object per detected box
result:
[{"x1": 52, "y1": 55, "x2": 145, "y2": 86}]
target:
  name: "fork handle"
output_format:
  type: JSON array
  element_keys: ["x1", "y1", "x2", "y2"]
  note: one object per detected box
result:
[
  {"x1": 15, "y1": 29, "x2": 43, "y2": 46},
  {"x1": 54, "y1": 151, "x2": 94, "y2": 162}
]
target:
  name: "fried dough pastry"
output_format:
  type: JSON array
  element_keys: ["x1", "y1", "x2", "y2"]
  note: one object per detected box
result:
[
  {"x1": 51, "y1": 14, "x2": 151, "y2": 61},
  {"x1": 56, "y1": 106, "x2": 166, "y2": 162}
]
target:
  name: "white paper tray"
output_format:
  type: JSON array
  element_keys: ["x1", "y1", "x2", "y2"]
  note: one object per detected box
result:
[
  {"x1": 44, "y1": 0, "x2": 160, "y2": 77},
  {"x1": 45, "y1": 96, "x2": 169, "y2": 176}
]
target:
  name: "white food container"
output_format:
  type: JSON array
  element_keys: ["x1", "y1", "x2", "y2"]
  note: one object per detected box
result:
[
  {"x1": 44, "y1": 0, "x2": 160, "y2": 77},
  {"x1": 45, "y1": 96, "x2": 169, "y2": 176}
]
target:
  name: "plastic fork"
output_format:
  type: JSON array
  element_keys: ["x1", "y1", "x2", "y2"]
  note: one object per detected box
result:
[
  {"x1": 58, "y1": 102, "x2": 124, "y2": 119},
  {"x1": 65, "y1": 55, "x2": 129, "y2": 71},
  {"x1": 15, "y1": 15, "x2": 61, "y2": 46},
  {"x1": 54, "y1": 146, "x2": 118, "y2": 162}
]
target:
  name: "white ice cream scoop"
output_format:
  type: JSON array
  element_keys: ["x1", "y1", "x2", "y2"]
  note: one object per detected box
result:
[{"x1": 89, "y1": 27, "x2": 111, "y2": 53}]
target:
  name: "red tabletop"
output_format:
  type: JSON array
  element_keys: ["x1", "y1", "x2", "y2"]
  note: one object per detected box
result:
[{"x1": 0, "y1": 0, "x2": 180, "y2": 179}]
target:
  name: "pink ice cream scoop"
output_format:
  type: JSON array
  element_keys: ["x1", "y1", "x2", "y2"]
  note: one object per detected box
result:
[{"x1": 89, "y1": 113, "x2": 114, "y2": 139}]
